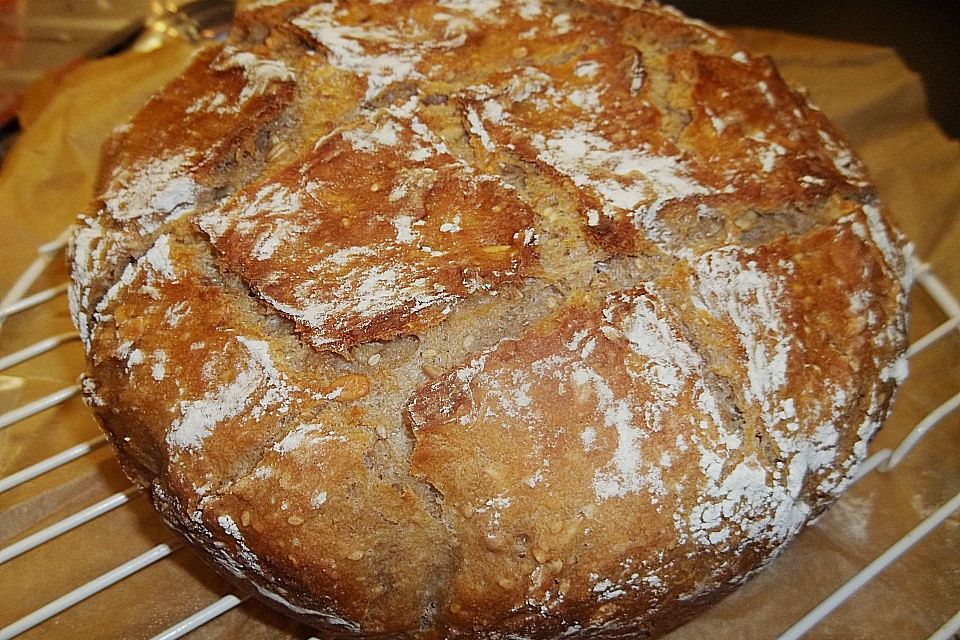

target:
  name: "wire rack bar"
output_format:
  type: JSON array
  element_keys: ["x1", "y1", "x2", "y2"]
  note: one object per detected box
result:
[
  {"x1": 0, "y1": 230, "x2": 69, "y2": 329},
  {"x1": 0, "y1": 436, "x2": 107, "y2": 494},
  {"x1": 777, "y1": 489, "x2": 960, "y2": 640},
  {"x1": 0, "y1": 542, "x2": 180, "y2": 640},
  {"x1": 907, "y1": 315, "x2": 960, "y2": 359},
  {"x1": 916, "y1": 263, "x2": 960, "y2": 318},
  {"x1": 0, "y1": 332, "x2": 79, "y2": 372},
  {"x1": 881, "y1": 391, "x2": 960, "y2": 472},
  {"x1": 927, "y1": 608, "x2": 960, "y2": 640},
  {"x1": 36, "y1": 234, "x2": 70, "y2": 258},
  {"x1": 0, "y1": 486, "x2": 140, "y2": 565},
  {"x1": 850, "y1": 449, "x2": 892, "y2": 485},
  {"x1": 148, "y1": 594, "x2": 249, "y2": 640},
  {"x1": 0, "y1": 283, "x2": 69, "y2": 322},
  {"x1": 0, "y1": 385, "x2": 80, "y2": 430}
]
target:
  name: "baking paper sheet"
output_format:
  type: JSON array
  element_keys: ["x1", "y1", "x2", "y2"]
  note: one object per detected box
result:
[{"x1": 0, "y1": 28, "x2": 957, "y2": 640}]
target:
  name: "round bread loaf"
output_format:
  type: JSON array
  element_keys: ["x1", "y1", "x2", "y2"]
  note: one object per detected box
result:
[{"x1": 68, "y1": 0, "x2": 913, "y2": 637}]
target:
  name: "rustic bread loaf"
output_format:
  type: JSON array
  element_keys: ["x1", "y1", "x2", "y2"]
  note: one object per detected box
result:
[{"x1": 67, "y1": 0, "x2": 913, "y2": 637}]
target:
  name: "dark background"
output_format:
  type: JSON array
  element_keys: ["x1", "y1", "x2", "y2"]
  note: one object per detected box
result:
[{"x1": 670, "y1": 0, "x2": 960, "y2": 138}]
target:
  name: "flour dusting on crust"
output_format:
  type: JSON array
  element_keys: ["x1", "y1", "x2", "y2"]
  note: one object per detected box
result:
[{"x1": 70, "y1": 0, "x2": 912, "y2": 637}]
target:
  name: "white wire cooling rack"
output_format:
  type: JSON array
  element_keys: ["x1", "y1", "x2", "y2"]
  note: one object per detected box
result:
[{"x1": 0, "y1": 230, "x2": 958, "y2": 640}]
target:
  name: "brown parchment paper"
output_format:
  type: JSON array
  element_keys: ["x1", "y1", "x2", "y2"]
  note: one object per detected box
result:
[{"x1": 0, "y1": 28, "x2": 957, "y2": 640}]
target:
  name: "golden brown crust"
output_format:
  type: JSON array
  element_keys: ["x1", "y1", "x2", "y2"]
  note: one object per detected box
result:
[
  {"x1": 406, "y1": 207, "x2": 905, "y2": 636},
  {"x1": 68, "y1": 42, "x2": 302, "y2": 345},
  {"x1": 83, "y1": 231, "x2": 457, "y2": 634},
  {"x1": 69, "y1": 1, "x2": 912, "y2": 638}
]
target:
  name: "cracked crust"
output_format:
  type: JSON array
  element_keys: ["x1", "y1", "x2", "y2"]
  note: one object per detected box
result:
[{"x1": 68, "y1": 1, "x2": 911, "y2": 638}]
